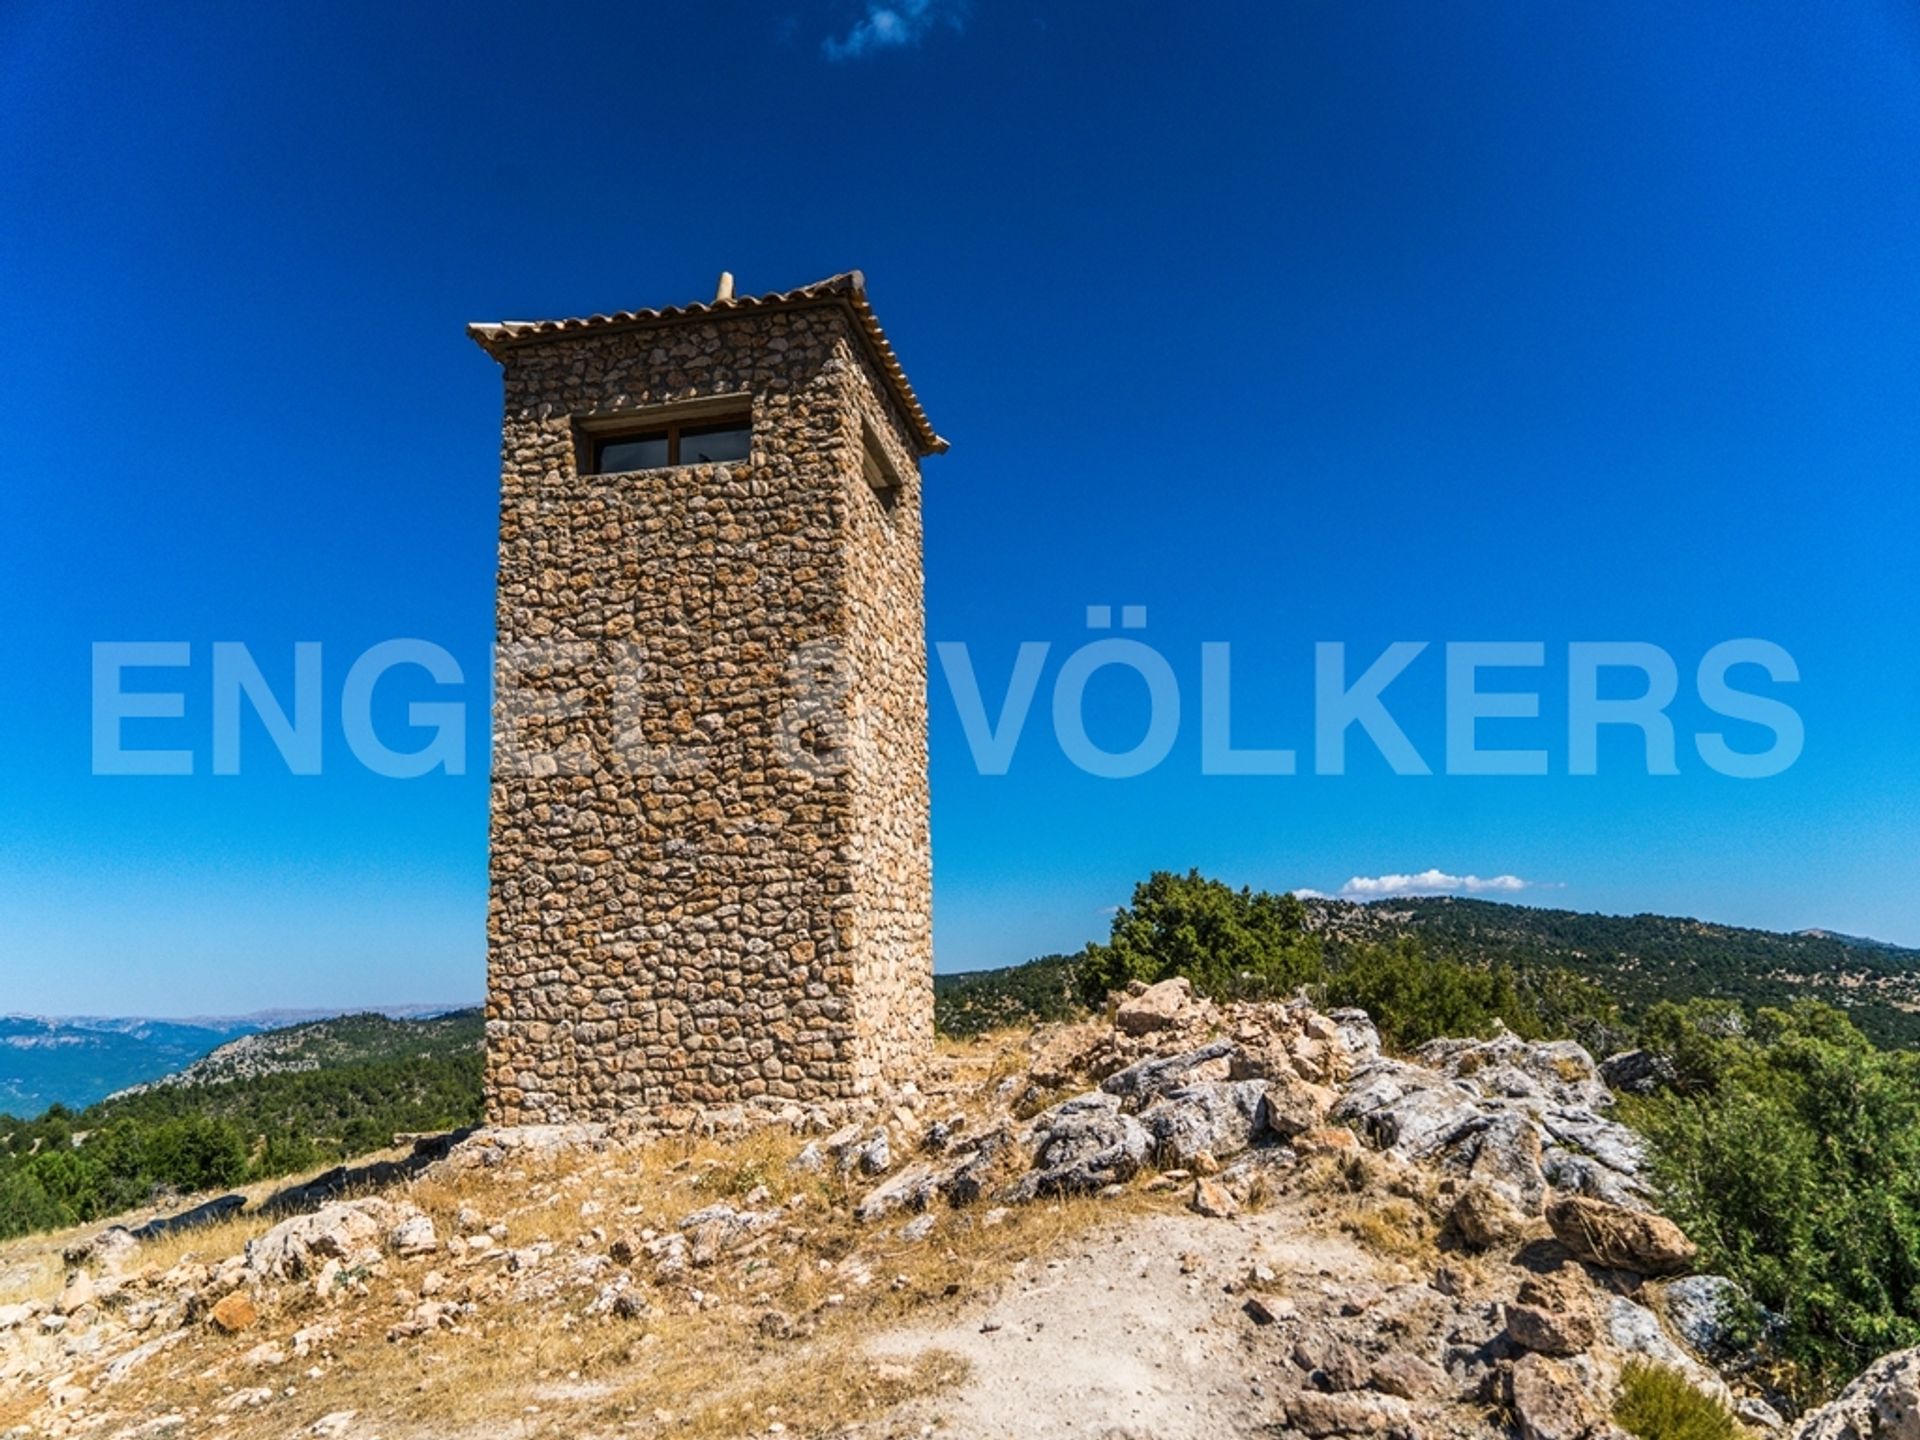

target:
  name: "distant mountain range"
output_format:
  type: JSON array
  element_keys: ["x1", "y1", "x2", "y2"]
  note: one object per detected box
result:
[
  {"x1": 0, "y1": 1005, "x2": 477, "y2": 1117},
  {"x1": 0, "y1": 1008, "x2": 486, "y2": 1243},
  {"x1": 110, "y1": 1010, "x2": 487, "y2": 1098}
]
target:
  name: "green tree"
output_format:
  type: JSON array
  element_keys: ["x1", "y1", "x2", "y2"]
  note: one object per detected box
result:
[
  {"x1": 1317, "y1": 938, "x2": 1587, "y2": 1048},
  {"x1": 1078, "y1": 870, "x2": 1323, "y2": 1005}
]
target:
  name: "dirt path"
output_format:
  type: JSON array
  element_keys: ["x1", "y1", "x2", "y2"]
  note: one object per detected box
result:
[{"x1": 865, "y1": 1205, "x2": 1395, "y2": 1440}]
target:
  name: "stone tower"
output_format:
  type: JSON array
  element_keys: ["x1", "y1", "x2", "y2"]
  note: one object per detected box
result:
[{"x1": 469, "y1": 272, "x2": 945, "y2": 1124}]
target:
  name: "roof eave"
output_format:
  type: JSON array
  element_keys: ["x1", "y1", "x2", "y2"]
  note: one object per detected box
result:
[{"x1": 465, "y1": 274, "x2": 946, "y2": 458}]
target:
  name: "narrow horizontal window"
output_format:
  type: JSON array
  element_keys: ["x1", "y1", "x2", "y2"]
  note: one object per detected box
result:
[{"x1": 583, "y1": 414, "x2": 753, "y2": 474}]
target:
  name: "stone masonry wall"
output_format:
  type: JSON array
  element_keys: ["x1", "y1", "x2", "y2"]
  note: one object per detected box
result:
[{"x1": 483, "y1": 302, "x2": 932, "y2": 1124}]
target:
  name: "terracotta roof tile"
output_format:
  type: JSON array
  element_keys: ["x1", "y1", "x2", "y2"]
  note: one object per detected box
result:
[{"x1": 467, "y1": 271, "x2": 947, "y2": 456}]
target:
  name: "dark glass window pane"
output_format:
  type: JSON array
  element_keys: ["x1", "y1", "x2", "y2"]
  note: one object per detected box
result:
[
  {"x1": 597, "y1": 433, "x2": 669, "y2": 472},
  {"x1": 678, "y1": 422, "x2": 751, "y2": 464}
]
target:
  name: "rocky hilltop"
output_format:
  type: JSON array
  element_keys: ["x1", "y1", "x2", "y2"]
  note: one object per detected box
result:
[
  {"x1": 2, "y1": 985, "x2": 1916, "y2": 1439},
  {"x1": 106, "y1": 1011, "x2": 482, "y2": 1099}
]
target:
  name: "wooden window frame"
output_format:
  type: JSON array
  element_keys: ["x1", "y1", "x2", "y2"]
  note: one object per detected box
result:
[{"x1": 574, "y1": 397, "x2": 753, "y2": 476}]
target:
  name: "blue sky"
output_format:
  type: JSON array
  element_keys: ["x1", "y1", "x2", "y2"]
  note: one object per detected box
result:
[{"x1": 2, "y1": 1, "x2": 1917, "y2": 1015}]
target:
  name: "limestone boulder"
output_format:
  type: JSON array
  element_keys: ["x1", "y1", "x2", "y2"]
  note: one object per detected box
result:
[
  {"x1": 1100, "y1": 1039, "x2": 1239, "y2": 1108},
  {"x1": 1450, "y1": 1180, "x2": 1529, "y2": 1251},
  {"x1": 1115, "y1": 977, "x2": 1199, "y2": 1035},
  {"x1": 1509, "y1": 1353, "x2": 1605, "y2": 1440},
  {"x1": 247, "y1": 1201, "x2": 395, "y2": 1281},
  {"x1": 1547, "y1": 1194, "x2": 1696, "y2": 1275},
  {"x1": 1505, "y1": 1268, "x2": 1598, "y2": 1356},
  {"x1": 1140, "y1": 1079, "x2": 1269, "y2": 1165}
]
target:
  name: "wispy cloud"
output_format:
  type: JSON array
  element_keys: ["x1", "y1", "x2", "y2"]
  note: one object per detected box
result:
[
  {"x1": 821, "y1": 0, "x2": 967, "y2": 61},
  {"x1": 1334, "y1": 869, "x2": 1546, "y2": 899}
]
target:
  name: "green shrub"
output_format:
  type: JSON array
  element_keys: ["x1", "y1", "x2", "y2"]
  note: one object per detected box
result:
[
  {"x1": 1629, "y1": 1000, "x2": 1920, "y2": 1396},
  {"x1": 1613, "y1": 1361, "x2": 1744, "y2": 1440},
  {"x1": 1317, "y1": 938, "x2": 1609, "y2": 1048},
  {"x1": 1078, "y1": 869, "x2": 1323, "y2": 1005},
  {"x1": 1072, "y1": 870, "x2": 1617, "y2": 1051}
]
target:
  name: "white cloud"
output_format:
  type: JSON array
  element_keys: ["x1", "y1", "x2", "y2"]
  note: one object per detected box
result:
[
  {"x1": 1336, "y1": 869, "x2": 1541, "y2": 899},
  {"x1": 822, "y1": 0, "x2": 966, "y2": 60}
]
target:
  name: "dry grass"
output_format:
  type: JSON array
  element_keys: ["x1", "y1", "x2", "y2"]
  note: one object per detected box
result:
[
  {"x1": 0, "y1": 1146, "x2": 424, "y2": 1308},
  {"x1": 35, "y1": 1038, "x2": 1169, "y2": 1440},
  {"x1": 1337, "y1": 1197, "x2": 1438, "y2": 1262},
  {"x1": 1291, "y1": 1151, "x2": 1446, "y2": 1266}
]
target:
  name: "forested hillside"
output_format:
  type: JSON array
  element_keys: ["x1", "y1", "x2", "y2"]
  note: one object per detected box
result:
[
  {"x1": 937, "y1": 888, "x2": 1920, "y2": 1047},
  {"x1": 0, "y1": 1011, "x2": 481, "y2": 1241},
  {"x1": 113, "y1": 1010, "x2": 486, "y2": 1096},
  {"x1": 1307, "y1": 897, "x2": 1920, "y2": 1047}
]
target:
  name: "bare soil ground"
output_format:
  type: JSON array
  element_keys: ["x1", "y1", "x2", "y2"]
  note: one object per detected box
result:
[{"x1": 863, "y1": 1206, "x2": 1389, "y2": 1440}]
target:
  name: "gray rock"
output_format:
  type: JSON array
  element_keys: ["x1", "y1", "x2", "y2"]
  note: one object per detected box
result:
[
  {"x1": 943, "y1": 1127, "x2": 1016, "y2": 1206},
  {"x1": 1461, "y1": 1111, "x2": 1548, "y2": 1211},
  {"x1": 247, "y1": 1200, "x2": 399, "y2": 1281},
  {"x1": 1008, "y1": 1091, "x2": 1152, "y2": 1200},
  {"x1": 1332, "y1": 1060, "x2": 1485, "y2": 1159},
  {"x1": 1740, "y1": 1397, "x2": 1787, "y2": 1431},
  {"x1": 389, "y1": 1215, "x2": 438, "y2": 1258},
  {"x1": 853, "y1": 1162, "x2": 943, "y2": 1222},
  {"x1": 1599, "y1": 1050, "x2": 1677, "y2": 1096},
  {"x1": 1328, "y1": 1009, "x2": 1382, "y2": 1066},
  {"x1": 1099, "y1": 1039, "x2": 1239, "y2": 1107},
  {"x1": 1540, "y1": 1110, "x2": 1647, "y2": 1179},
  {"x1": 1140, "y1": 1079, "x2": 1269, "y2": 1165},
  {"x1": 1791, "y1": 1346, "x2": 1920, "y2": 1440},
  {"x1": 1661, "y1": 1275, "x2": 1748, "y2": 1360},
  {"x1": 1607, "y1": 1297, "x2": 1733, "y2": 1402},
  {"x1": 1541, "y1": 1148, "x2": 1650, "y2": 1210}
]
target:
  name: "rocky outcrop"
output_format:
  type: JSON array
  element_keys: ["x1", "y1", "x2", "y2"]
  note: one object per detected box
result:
[
  {"x1": 1333, "y1": 1027, "x2": 1651, "y2": 1220},
  {"x1": 1007, "y1": 1092, "x2": 1152, "y2": 1200},
  {"x1": 246, "y1": 1199, "x2": 409, "y2": 1282},
  {"x1": 1, "y1": 990, "x2": 1774, "y2": 1440}
]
